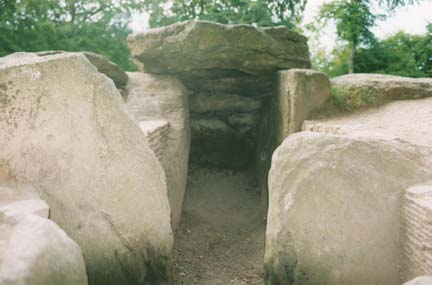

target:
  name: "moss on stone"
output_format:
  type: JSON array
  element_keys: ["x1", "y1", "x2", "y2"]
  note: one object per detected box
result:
[{"x1": 331, "y1": 85, "x2": 382, "y2": 111}]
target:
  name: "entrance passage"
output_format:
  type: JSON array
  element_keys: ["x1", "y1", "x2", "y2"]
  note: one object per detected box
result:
[{"x1": 173, "y1": 166, "x2": 265, "y2": 284}]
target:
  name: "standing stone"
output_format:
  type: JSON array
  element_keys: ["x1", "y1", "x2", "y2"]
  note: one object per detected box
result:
[
  {"x1": 265, "y1": 132, "x2": 432, "y2": 285},
  {"x1": 275, "y1": 69, "x2": 331, "y2": 140},
  {"x1": 0, "y1": 53, "x2": 173, "y2": 284},
  {"x1": 125, "y1": 71, "x2": 190, "y2": 230},
  {"x1": 256, "y1": 69, "x2": 330, "y2": 212}
]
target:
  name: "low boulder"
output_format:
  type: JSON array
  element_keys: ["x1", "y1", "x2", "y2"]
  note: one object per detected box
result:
[
  {"x1": 265, "y1": 132, "x2": 432, "y2": 285},
  {"x1": 0, "y1": 215, "x2": 88, "y2": 285},
  {"x1": 331, "y1": 73, "x2": 432, "y2": 110},
  {"x1": 404, "y1": 276, "x2": 432, "y2": 285},
  {"x1": 0, "y1": 53, "x2": 173, "y2": 284},
  {"x1": 0, "y1": 182, "x2": 87, "y2": 285}
]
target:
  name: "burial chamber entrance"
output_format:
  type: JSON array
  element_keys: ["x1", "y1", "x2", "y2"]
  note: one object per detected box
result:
[
  {"x1": 173, "y1": 68, "x2": 270, "y2": 284},
  {"x1": 127, "y1": 20, "x2": 312, "y2": 284}
]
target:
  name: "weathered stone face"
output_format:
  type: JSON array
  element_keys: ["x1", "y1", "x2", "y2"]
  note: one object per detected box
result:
[
  {"x1": 265, "y1": 132, "x2": 432, "y2": 285},
  {"x1": 0, "y1": 182, "x2": 88, "y2": 285},
  {"x1": 331, "y1": 73, "x2": 432, "y2": 110},
  {"x1": 35, "y1": 51, "x2": 129, "y2": 90},
  {"x1": 128, "y1": 20, "x2": 310, "y2": 76},
  {"x1": 0, "y1": 53, "x2": 173, "y2": 285},
  {"x1": 125, "y1": 71, "x2": 190, "y2": 230},
  {"x1": 128, "y1": 20, "x2": 311, "y2": 170},
  {"x1": 256, "y1": 69, "x2": 330, "y2": 212},
  {"x1": 401, "y1": 185, "x2": 432, "y2": 283}
]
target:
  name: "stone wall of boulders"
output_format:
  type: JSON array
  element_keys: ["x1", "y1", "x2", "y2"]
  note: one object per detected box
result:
[
  {"x1": 4, "y1": 18, "x2": 432, "y2": 285},
  {"x1": 128, "y1": 20, "x2": 311, "y2": 170}
]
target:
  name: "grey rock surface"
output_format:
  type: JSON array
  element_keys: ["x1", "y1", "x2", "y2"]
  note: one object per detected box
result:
[{"x1": 0, "y1": 52, "x2": 173, "y2": 285}]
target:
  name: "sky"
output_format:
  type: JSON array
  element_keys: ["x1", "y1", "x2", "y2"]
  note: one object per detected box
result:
[{"x1": 129, "y1": 0, "x2": 432, "y2": 52}]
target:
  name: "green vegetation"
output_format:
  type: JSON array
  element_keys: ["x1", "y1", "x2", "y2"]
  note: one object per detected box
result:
[
  {"x1": 311, "y1": 0, "x2": 421, "y2": 74},
  {"x1": 313, "y1": 24, "x2": 432, "y2": 78},
  {"x1": 143, "y1": 0, "x2": 307, "y2": 28},
  {"x1": 331, "y1": 85, "x2": 381, "y2": 111},
  {"x1": 0, "y1": 0, "x2": 145, "y2": 70},
  {"x1": 0, "y1": 0, "x2": 430, "y2": 79}
]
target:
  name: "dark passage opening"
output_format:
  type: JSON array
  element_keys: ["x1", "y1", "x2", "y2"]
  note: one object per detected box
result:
[{"x1": 173, "y1": 68, "x2": 270, "y2": 284}]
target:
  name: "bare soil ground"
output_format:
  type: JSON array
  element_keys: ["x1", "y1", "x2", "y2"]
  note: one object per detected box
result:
[{"x1": 173, "y1": 166, "x2": 265, "y2": 285}]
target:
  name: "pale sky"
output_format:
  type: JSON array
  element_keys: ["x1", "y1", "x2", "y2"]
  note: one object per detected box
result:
[{"x1": 129, "y1": 0, "x2": 432, "y2": 52}]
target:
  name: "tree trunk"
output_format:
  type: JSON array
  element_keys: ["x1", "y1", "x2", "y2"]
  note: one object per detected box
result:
[{"x1": 348, "y1": 42, "x2": 356, "y2": 74}]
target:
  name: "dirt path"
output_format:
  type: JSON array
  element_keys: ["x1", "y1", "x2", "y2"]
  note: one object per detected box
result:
[{"x1": 173, "y1": 166, "x2": 265, "y2": 285}]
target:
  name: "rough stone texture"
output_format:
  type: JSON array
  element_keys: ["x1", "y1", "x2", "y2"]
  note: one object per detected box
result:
[
  {"x1": 189, "y1": 92, "x2": 261, "y2": 169},
  {"x1": 139, "y1": 120, "x2": 170, "y2": 162},
  {"x1": 404, "y1": 276, "x2": 432, "y2": 285},
  {"x1": 128, "y1": 20, "x2": 311, "y2": 171},
  {"x1": 332, "y1": 73, "x2": 432, "y2": 103},
  {"x1": 276, "y1": 69, "x2": 331, "y2": 137},
  {"x1": 302, "y1": 96, "x2": 432, "y2": 148},
  {"x1": 265, "y1": 132, "x2": 432, "y2": 285},
  {"x1": 0, "y1": 53, "x2": 173, "y2": 284},
  {"x1": 189, "y1": 118, "x2": 255, "y2": 169},
  {"x1": 256, "y1": 69, "x2": 330, "y2": 212},
  {"x1": 36, "y1": 51, "x2": 128, "y2": 90},
  {"x1": 128, "y1": 20, "x2": 310, "y2": 76},
  {"x1": 0, "y1": 199, "x2": 49, "y2": 222},
  {"x1": 190, "y1": 93, "x2": 261, "y2": 113},
  {"x1": 0, "y1": 215, "x2": 88, "y2": 285},
  {"x1": 125, "y1": 71, "x2": 190, "y2": 230},
  {"x1": 0, "y1": 182, "x2": 41, "y2": 207},
  {"x1": 401, "y1": 185, "x2": 432, "y2": 283}
]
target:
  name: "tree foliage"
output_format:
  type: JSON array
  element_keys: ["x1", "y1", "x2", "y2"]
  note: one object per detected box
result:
[
  {"x1": 144, "y1": 0, "x2": 307, "y2": 28},
  {"x1": 355, "y1": 24, "x2": 432, "y2": 77},
  {"x1": 0, "y1": 0, "x2": 145, "y2": 70},
  {"x1": 312, "y1": 23, "x2": 432, "y2": 78},
  {"x1": 314, "y1": 0, "x2": 419, "y2": 73}
]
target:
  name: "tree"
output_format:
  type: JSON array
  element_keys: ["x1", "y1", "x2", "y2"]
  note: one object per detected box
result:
[
  {"x1": 0, "y1": 0, "x2": 145, "y2": 70},
  {"x1": 143, "y1": 0, "x2": 308, "y2": 28},
  {"x1": 355, "y1": 24, "x2": 432, "y2": 77},
  {"x1": 314, "y1": 0, "x2": 419, "y2": 73}
]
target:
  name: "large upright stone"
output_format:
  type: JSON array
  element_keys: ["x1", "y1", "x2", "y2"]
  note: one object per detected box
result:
[
  {"x1": 125, "y1": 71, "x2": 190, "y2": 230},
  {"x1": 256, "y1": 69, "x2": 330, "y2": 212},
  {"x1": 265, "y1": 132, "x2": 432, "y2": 285},
  {"x1": 0, "y1": 53, "x2": 173, "y2": 284}
]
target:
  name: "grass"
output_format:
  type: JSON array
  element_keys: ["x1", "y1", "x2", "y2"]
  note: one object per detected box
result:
[{"x1": 332, "y1": 85, "x2": 381, "y2": 111}]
